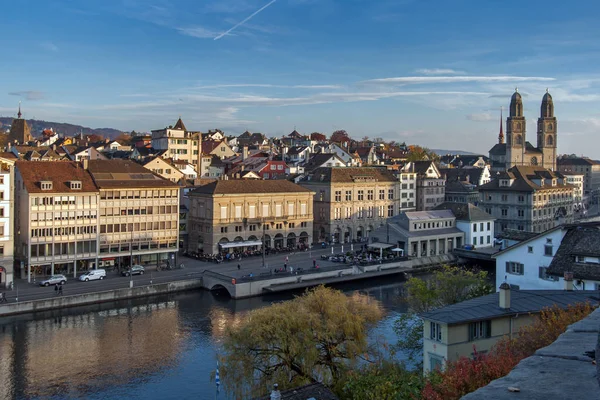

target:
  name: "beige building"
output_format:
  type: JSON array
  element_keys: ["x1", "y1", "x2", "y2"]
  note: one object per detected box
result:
[
  {"x1": 479, "y1": 166, "x2": 574, "y2": 233},
  {"x1": 559, "y1": 173, "x2": 584, "y2": 204},
  {"x1": 299, "y1": 167, "x2": 399, "y2": 243},
  {"x1": 143, "y1": 156, "x2": 185, "y2": 183},
  {"x1": 15, "y1": 161, "x2": 100, "y2": 280},
  {"x1": 87, "y1": 160, "x2": 180, "y2": 267},
  {"x1": 151, "y1": 118, "x2": 201, "y2": 167},
  {"x1": 404, "y1": 161, "x2": 445, "y2": 211},
  {"x1": 421, "y1": 284, "x2": 598, "y2": 374},
  {"x1": 187, "y1": 180, "x2": 314, "y2": 255},
  {"x1": 371, "y1": 210, "x2": 464, "y2": 258},
  {"x1": 557, "y1": 157, "x2": 600, "y2": 197}
]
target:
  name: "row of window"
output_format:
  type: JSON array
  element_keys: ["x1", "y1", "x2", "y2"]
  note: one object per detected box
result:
[
  {"x1": 334, "y1": 189, "x2": 395, "y2": 202},
  {"x1": 218, "y1": 203, "x2": 308, "y2": 220},
  {"x1": 99, "y1": 221, "x2": 177, "y2": 233},
  {"x1": 413, "y1": 220, "x2": 453, "y2": 230},
  {"x1": 429, "y1": 320, "x2": 491, "y2": 344},
  {"x1": 30, "y1": 241, "x2": 98, "y2": 257},
  {"x1": 333, "y1": 205, "x2": 395, "y2": 220},
  {"x1": 31, "y1": 226, "x2": 97, "y2": 237},
  {"x1": 169, "y1": 139, "x2": 198, "y2": 146},
  {"x1": 473, "y1": 236, "x2": 491, "y2": 245},
  {"x1": 100, "y1": 205, "x2": 178, "y2": 217},
  {"x1": 100, "y1": 241, "x2": 177, "y2": 253},
  {"x1": 31, "y1": 210, "x2": 98, "y2": 221},
  {"x1": 472, "y1": 222, "x2": 492, "y2": 232},
  {"x1": 32, "y1": 196, "x2": 97, "y2": 206},
  {"x1": 99, "y1": 190, "x2": 178, "y2": 200},
  {"x1": 219, "y1": 221, "x2": 309, "y2": 233}
]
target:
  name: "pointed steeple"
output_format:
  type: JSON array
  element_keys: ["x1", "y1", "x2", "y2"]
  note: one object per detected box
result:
[
  {"x1": 498, "y1": 106, "x2": 504, "y2": 144},
  {"x1": 173, "y1": 117, "x2": 187, "y2": 131},
  {"x1": 17, "y1": 101, "x2": 22, "y2": 119}
]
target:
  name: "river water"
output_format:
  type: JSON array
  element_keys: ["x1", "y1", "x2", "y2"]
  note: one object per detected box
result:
[{"x1": 0, "y1": 277, "x2": 409, "y2": 400}]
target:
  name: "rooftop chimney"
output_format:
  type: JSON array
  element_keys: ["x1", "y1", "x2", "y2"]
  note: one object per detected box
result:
[
  {"x1": 499, "y1": 282, "x2": 511, "y2": 310},
  {"x1": 564, "y1": 271, "x2": 574, "y2": 291},
  {"x1": 82, "y1": 158, "x2": 89, "y2": 170},
  {"x1": 270, "y1": 384, "x2": 281, "y2": 400},
  {"x1": 242, "y1": 146, "x2": 248, "y2": 161}
]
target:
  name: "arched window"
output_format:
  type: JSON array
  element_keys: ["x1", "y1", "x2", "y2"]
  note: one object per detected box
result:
[
  {"x1": 515, "y1": 134, "x2": 523, "y2": 145},
  {"x1": 548, "y1": 123, "x2": 553, "y2": 130},
  {"x1": 546, "y1": 135, "x2": 554, "y2": 146},
  {"x1": 516, "y1": 122, "x2": 522, "y2": 130},
  {"x1": 530, "y1": 156, "x2": 538, "y2": 166}
]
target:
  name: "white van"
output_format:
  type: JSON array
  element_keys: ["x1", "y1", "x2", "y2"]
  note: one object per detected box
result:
[{"x1": 78, "y1": 269, "x2": 107, "y2": 282}]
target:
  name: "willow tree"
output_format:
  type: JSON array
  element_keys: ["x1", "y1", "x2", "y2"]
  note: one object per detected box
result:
[{"x1": 218, "y1": 286, "x2": 383, "y2": 398}]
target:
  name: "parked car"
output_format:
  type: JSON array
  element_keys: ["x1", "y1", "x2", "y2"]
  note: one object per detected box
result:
[
  {"x1": 122, "y1": 265, "x2": 145, "y2": 276},
  {"x1": 39, "y1": 275, "x2": 67, "y2": 287},
  {"x1": 79, "y1": 269, "x2": 106, "y2": 282}
]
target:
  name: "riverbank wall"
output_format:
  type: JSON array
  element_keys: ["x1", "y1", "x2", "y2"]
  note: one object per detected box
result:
[{"x1": 0, "y1": 279, "x2": 203, "y2": 317}]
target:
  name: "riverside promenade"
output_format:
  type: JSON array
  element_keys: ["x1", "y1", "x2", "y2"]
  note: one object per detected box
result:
[{"x1": 0, "y1": 244, "x2": 453, "y2": 316}]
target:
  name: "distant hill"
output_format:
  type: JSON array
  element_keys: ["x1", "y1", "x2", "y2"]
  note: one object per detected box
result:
[
  {"x1": 0, "y1": 117, "x2": 125, "y2": 139},
  {"x1": 430, "y1": 149, "x2": 482, "y2": 156}
]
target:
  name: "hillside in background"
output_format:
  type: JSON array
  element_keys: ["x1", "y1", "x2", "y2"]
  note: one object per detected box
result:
[
  {"x1": 430, "y1": 149, "x2": 481, "y2": 156},
  {"x1": 0, "y1": 117, "x2": 125, "y2": 139}
]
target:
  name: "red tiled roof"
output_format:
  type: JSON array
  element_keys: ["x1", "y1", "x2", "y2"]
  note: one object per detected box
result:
[{"x1": 16, "y1": 161, "x2": 98, "y2": 193}]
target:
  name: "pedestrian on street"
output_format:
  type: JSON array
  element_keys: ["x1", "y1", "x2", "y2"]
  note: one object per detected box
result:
[
  {"x1": 284, "y1": 262, "x2": 287, "y2": 271},
  {"x1": 313, "y1": 259, "x2": 316, "y2": 268},
  {"x1": 0, "y1": 292, "x2": 6, "y2": 303},
  {"x1": 54, "y1": 284, "x2": 59, "y2": 295},
  {"x1": 289, "y1": 266, "x2": 293, "y2": 274},
  {"x1": 285, "y1": 256, "x2": 289, "y2": 263},
  {"x1": 237, "y1": 264, "x2": 241, "y2": 270},
  {"x1": 58, "y1": 285, "x2": 63, "y2": 296}
]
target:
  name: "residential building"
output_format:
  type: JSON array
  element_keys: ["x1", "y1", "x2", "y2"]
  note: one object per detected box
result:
[
  {"x1": 151, "y1": 118, "x2": 201, "y2": 166},
  {"x1": 15, "y1": 161, "x2": 100, "y2": 280},
  {"x1": 398, "y1": 169, "x2": 417, "y2": 212},
  {"x1": 0, "y1": 161, "x2": 15, "y2": 288},
  {"x1": 439, "y1": 154, "x2": 489, "y2": 169},
  {"x1": 68, "y1": 146, "x2": 109, "y2": 161},
  {"x1": 143, "y1": 156, "x2": 185, "y2": 183},
  {"x1": 299, "y1": 167, "x2": 399, "y2": 243},
  {"x1": 434, "y1": 202, "x2": 495, "y2": 248},
  {"x1": 557, "y1": 157, "x2": 600, "y2": 197},
  {"x1": 478, "y1": 166, "x2": 574, "y2": 233},
  {"x1": 559, "y1": 172, "x2": 584, "y2": 204},
  {"x1": 403, "y1": 161, "x2": 445, "y2": 211},
  {"x1": 371, "y1": 210, "x2": 464, "y2": 258},
  {"x1": 421, "y1": 284, "x2": 599, "y2": 374},
  {"x1": 87, "y1": 160, "x2": 179, "y2": 267},
  {"x1": 187, "y1": 180, "x2": 314, "y2": 254},
  {"x1": 494, "y1": 222, "x2": 600, "y2": 291},
  {"x1": 488, "y1": 90, "x2": 557, "y2": 172}
]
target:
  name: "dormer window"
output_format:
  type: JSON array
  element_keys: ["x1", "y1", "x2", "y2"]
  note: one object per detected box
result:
[
  {"x1": 40, "y1": 181, "x2": 53, "y2": 190},
  {"x1": 70, "y1": 181, "x2": 82, "y2": 190}
]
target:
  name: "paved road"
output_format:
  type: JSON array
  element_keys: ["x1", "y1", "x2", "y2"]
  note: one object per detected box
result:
[{"x1": 0, "y1": 243, "x2": 363, "y2": 304}]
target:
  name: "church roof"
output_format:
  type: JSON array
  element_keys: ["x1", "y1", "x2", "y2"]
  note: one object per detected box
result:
[
  {"x1": 489, "y1": 143, "x2": 506, "y2": 156},
  {"x1": 524, "y1": 142, "x2": 543, "y2": 154}
]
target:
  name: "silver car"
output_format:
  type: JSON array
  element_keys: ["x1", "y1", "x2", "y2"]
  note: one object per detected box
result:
[{"x1": 39, "y1": 274, "x2": 67, "y2": 286}]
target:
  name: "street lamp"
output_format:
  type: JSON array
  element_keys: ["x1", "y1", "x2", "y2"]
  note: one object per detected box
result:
[{"x1": 129, "y1": 230, "x2": 134, "y2": 289}]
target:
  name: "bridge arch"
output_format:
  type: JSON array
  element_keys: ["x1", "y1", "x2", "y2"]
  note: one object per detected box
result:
[{"x1": 209, "y1": 284, "x2": 232, "y2": 297}]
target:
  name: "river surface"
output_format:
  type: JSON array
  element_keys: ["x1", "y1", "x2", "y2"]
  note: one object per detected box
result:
[{"x1": 0, "y1": 278, "x2": 410, "y2": 400}]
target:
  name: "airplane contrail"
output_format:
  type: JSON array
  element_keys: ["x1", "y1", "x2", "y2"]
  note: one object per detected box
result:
[{"x1": 214, "y1": 0, "x2": 277, "y2": 40}]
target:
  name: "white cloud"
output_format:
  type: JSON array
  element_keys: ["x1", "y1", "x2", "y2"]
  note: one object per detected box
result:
[
  {"x1": 177, "y1": 27, "x2": 221, "y2": 39},
  {"x1": 8, "y1": 91, "x2": 45, "y2": 100},
  {"x1": 194, "y1": 83, "x2": 343, "y2": 89},
  {"x1": 466, "y1": 112, "x2": 495, "y2": 122},
  {"x1": 40, "y1": 41, "x2": 58, "y2": 52},
  {"x1": 415, "y1": 68, "x2": 465, "y2": 75},
  {"x1": 362, "y1": 76, "x2": 556, "y2": 85}
]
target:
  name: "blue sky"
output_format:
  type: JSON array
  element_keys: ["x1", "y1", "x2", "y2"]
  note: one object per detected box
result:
[{"x1": 2, "y1": 0, "x2": 600, "y2": 155}]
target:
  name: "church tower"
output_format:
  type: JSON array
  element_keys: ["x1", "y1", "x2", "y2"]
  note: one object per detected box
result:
[
  {"x1": 8, "y1": 103, "x2": 33, "y2": 144},
  {"x1": 537, "y1": 89, "x2": 557, "y2": 170},
  {"x1": 506, "y1": 88, "x2": 526, "y2": 169}
]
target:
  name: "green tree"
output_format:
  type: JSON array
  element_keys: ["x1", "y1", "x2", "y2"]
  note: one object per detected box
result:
[
  {"x1": 219, "y1": 286, "x2": 383, "y2": 399},
  {"x1": 339, "y1": 361, "x2": 424, "y2": 400},
  {"x1": 395, "y1": 266, "x2": 494, "y2": 369}
]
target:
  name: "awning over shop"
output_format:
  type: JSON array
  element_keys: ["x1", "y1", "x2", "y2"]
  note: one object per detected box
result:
[
  {"x1": 367, "y1": 242, "x2": 394, "y2": 250},
  {"x1": 219, "y1": 240, "x2": 262, "y2": 249}
]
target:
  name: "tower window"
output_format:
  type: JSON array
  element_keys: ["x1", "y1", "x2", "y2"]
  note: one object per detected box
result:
[{"x1": 546, "y1": 135, "x2": 553, "y2": 146}]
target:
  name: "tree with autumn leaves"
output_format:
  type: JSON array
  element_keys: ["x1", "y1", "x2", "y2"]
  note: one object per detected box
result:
[{"x1": 217, "y1": 286, "x2": 383, "y2": 398}]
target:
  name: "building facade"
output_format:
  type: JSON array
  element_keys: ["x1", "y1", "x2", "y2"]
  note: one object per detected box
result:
[
  {"x1": 479, "y1": 166, "x2": 574, "y2": 233},
  {"x1": 559, "y1": 173, "x2": 584, "y2": 205},
  {"x1": 557, "y1": 157, "x2": 600, "y2": 197},
  {"x1": 0, "y1": 161, "x2": 15, "y2": 287},
  {"x1": 151, "y1": 118, "x2": 201, "y2": 167},
  {"x1": 371, "y1": 210, "x2": 464, "y2": 258},
  {"x1": 187, "y1": 180, "x2": 314, "y2": 255},
  {"x1": 398, "y1": 169, "x2": 417, "y2": 212},
  {"x1": 87, "y1": 160, "x2": 180, "y2": 268},
  {"x1": 15, "y1": 161, "x2": 100, "y2": 280},
  {"x1": 404, "y1": 161, "x2": 445, "y2": 211},
  {"x1": 299, "y1": 167, "x2": 399, "y2": 243},
  {"x1": 434, "y1": 202, "x2": 495, "y2": 248}
]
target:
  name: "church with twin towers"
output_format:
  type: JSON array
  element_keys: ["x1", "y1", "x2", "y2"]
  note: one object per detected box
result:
[{"x1": 489, "y1": 88, "x2": 557, "y2": 172}]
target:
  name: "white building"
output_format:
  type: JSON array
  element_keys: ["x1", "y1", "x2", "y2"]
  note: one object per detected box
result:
[
  {"x1": 434, "y1": 202, "x2": 495, "y2": 248},
  {"x1": 493, "y1": 222, "x2": 600, "y2": 291},
  {"x1": 398, "y1": 168, "x2": 417, "y2": 213},
  {"x1": 0, "y1": 160, "x2": 15, "y2": 288},
  {"x1": 560, "y1": 172, "x2": 584, "y2": 205}
]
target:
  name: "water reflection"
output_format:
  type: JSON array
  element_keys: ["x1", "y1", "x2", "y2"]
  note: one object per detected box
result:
[{"x1": 0, "y1": 277, "x2": 408, "y2": 400}]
